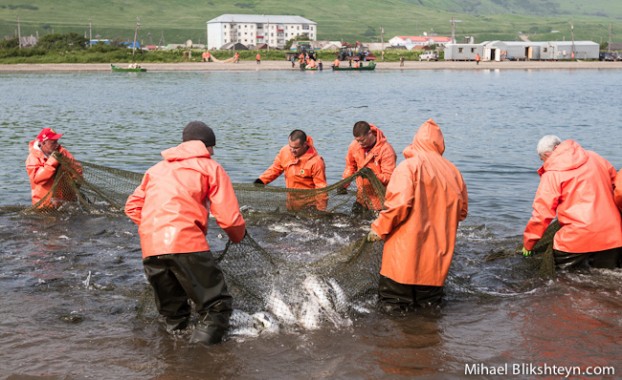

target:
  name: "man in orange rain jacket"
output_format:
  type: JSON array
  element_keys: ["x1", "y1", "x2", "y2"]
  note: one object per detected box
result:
[
  {"x1": 254, "y1": 129, "x2": 327, "y2": 210},
  {"x1": 255, "y1": 52, "x2": 261, "y2": 64},
  {"x1": 125, "y1": 121, "x2": 246, "y2": 346},
  {"x1": 522, "y1": 135, "x2": 622, "y2": 269},
  {"x1": 368, "y1": 119, "x2": 468, "y2": 313},
  {"x1": 342, "y1": 121, "x2": 396, "y2": 211},
  {"x1": 25, "y1": 127, "x2": 82, "y2": 208}
]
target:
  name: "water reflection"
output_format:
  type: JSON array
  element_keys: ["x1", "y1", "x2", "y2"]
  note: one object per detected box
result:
[{"x1": 1, "y1": 70, "x2": 621, "y2": 378}]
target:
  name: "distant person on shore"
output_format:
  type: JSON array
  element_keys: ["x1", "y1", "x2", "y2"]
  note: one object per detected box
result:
[
  {"x1": 475, "y1": 53, "x2": 481, "y2": 65},
  {"x1": 254, "y1": 129, "x2": 327, "y2": 210},
  {"x1": 233, "y1": 52, "x2": 240, "y2": 63},
  {"x1": 399, "y1": 56, "x2": 405, "y2": 67},
  {"x1": 202, "y1": 50, "x2": 211, "y2": 62},
  {"x1": 341, "y1": 121, "x2": 396, "y2": 212},
  {"x1": 256, "y1": 53, "x2": 261, "y2": 64},
  {"x1": 521, "y1": 135, "x2": 622, "y2": 269},
  {"x1": 318, "y1": 59, "x2": 323, "y2": 71},
  {"x1": 368, "y1": 119, "x2": 468, "y2": 314},
  {"x1": 25, "y1": 127, "x2": 82, "y2": 208},
  {"x1": 332, "y1": 58, "x2": 340, "y2": 68},
  {"x1": 125, "y1": 121, "x2": 246, "y2": 345}
]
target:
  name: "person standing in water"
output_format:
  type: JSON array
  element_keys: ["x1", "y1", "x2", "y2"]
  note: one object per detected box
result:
[{"x1": 125, "y1": 121, "x2": 246, "y2": 345}]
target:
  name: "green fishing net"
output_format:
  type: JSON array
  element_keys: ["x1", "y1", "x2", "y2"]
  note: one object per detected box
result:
[{"x1": 6, "y1": 156, "x2": 557, "y2": 331}]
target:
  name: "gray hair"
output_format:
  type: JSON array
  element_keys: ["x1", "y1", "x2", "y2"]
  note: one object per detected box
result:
[{"x1": 536, "y1": 135, "x2": 562, "y2": 155}]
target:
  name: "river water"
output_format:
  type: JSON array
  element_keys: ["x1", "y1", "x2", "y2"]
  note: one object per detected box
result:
[{"x1": 1, "y1": 69, "x2": 621, "y2": 379}]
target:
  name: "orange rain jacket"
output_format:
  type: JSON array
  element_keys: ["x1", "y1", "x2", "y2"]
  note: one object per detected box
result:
[
  {"x1": 614, "y1": 169, "x2": 622, "y2": 211},
  {"x1": 259, "y1": 135, "x2": 327, "y2": 189},
  {"x1": 371, "y1": 119, "x2": 468, "y2": 286},
  {"x1": 342, "y1": 124, "x2": 396, "y2": 210},
  {"x1": 25, "y1": 139, "x2": 82, "y2": 206},
  {"x1": 125, "y1": 140, "x2": 246, "y2": 259},
  {"x1": 523, "y1": 140, "x2": 622, "y2": 253},
  {"x1": 259, "y1": 136, "x2": 327, "y2": 210}
]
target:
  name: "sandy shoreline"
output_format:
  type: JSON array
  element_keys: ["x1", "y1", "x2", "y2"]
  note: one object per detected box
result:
[{"x1": 1, "y1": 60, "x2": 622, "y2": 72}]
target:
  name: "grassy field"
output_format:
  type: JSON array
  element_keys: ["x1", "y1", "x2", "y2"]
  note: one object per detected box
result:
[{"x1": 1, "y1": 0, "x2": 621, "y2": 45}]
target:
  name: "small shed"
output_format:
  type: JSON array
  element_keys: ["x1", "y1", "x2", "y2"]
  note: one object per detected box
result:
[
  {"x1": 443, "y1": 43, "x2": 484, "y2": 61},
  {"x1": 220, "y1": 42, "x2": 249, "y2": 50},
  {"x1": 549, "y1": 41, "x2": 598, "y2": 60}
]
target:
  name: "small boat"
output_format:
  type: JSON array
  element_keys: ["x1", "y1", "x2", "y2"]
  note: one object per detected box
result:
[
  {"x1": 111, "y1": 64, "x2": 147, "y2": 73},
  {"x1": 332, "y1": 61, "x2": 376, "y2": 71}
]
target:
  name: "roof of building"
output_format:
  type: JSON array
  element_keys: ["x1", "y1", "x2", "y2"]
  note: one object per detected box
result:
[
  {"x1": 208, "y1": 14, "x2": 316, "y2": 25},
  {"x1": 392, "y1": 36, "x2": 452, "y2": 43}
]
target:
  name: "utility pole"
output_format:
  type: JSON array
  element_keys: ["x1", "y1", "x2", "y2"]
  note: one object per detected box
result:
[
  {"x1": 608, "y1": 23, "x2": 612, "y2": 52},
  {"x1": 570, "y1": 22, "x2": 575, "y2": 59},
  {"x1": 89, "y1": 18, "x2": 92, "y2": 47},
  {"x1": 132, "y1": 17, "x2": 141, "y2": 58},
  {"x1": 450, "y1": 17, "x2": 462, "y2": 43},
  {"x1": 266, "y1": 18, "x2": 270, "y2": 51},
  {"x1": 17, "y1": 16, "x2": 22, "y2": 49},
  {"x1": 380, "y1": 25, "x2": 384, "y2": 58}
]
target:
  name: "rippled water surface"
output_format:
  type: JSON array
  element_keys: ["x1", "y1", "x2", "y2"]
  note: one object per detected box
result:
[{"x1": 1, "y1": 69, "x2": 621, "y2": 379}]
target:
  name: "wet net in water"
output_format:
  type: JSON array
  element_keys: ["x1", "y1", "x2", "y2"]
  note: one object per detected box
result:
[
  {"x1": 11, "y1": 157, "x2": 387, "y2": 332},
  {"x1": 5, "y1": 157, "x2": 556, "y2": 333}
]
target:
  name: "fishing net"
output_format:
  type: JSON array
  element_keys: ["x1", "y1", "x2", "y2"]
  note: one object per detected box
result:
[
  {"x1": 10, "y1": 156, "x2": 385, "y2": 332},
  {"x1": 6, "y1": 156, "x2": 558, "y2": 333}
]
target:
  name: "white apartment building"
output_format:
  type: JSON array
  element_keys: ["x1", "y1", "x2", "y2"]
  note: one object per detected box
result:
[{"x1": 207, "y1": 14, "x2": 317, "y2": 50}]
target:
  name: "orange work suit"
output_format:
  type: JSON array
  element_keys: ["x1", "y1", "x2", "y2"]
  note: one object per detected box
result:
[
  {"x1": 125, "y1": 140, "x2": 246, "y2": 258},
  {"x1": 371, "y1": 119, "x2": 468, "y2": 286},
  {"x1": 614, "y1": 169, "x2": 622, "y2": 211},
  {"x1": 25, "y1": 139, "x2": 82, "y2": 207},
  {"x1": 342, "y1": 124, "x2": 396, "y2": 210},
  {"x1": 523, "y1": 140, "x2": 622, "y2": 253},
  {"x1": 259, "y1": 136, "x2": 327, "y2": 210}
]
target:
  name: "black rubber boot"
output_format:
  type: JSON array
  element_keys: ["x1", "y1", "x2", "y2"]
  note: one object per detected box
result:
[
  {"x1": 165, "y1": 315, "x2": 189, "y2": 333},
  {"x1": 190, "y1": 311, "x2": 230, "y2": 345}
]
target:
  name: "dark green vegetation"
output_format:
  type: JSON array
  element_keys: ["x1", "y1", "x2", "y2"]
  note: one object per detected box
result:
[
  {"x1": 1, "y1": 0, "x2": 621, "y2": 44},
  {"x1": 0, "y1": 33, "x2": 426, "y2": 64},
  {"x1": 0, "y1": 0, "x2": 619, "y2": 63}
]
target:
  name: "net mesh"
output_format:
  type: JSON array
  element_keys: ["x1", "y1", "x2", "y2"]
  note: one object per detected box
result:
[{"x1": 6, "y1": 157, "x2": 557, "y2": 333}]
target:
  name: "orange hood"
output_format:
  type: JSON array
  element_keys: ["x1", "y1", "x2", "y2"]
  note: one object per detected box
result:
[
  {"x1": 538, "y1": 139, "x2": 588, "y2": 176},
  {"x1": 403, "y1": 118, "x2": 445, "y2": 159},
  {"x1": 161, "y1": 140, "x2": 211, "y2": 162}
]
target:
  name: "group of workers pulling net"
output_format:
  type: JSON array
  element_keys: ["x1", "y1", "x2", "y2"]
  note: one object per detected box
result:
[{"x1": 5, "y1": 155, "x2": 556, "y2": 333}]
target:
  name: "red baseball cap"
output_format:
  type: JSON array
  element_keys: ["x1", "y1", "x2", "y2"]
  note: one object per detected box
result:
[{"x1": 37, "y1": 128, "x2": 63, "y2": 142}]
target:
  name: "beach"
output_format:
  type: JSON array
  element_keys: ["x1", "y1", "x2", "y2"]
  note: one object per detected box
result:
[{"x1": 1, "y1": 60, "x2": 622, "y2": 72}]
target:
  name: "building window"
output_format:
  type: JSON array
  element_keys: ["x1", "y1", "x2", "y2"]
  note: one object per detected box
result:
[
  {"x1": 224, "y1": 25, "x2": 227, "y2": 29},
  {"x1": 471, "y1": 48, "x2": 475, "y2": 53},
  {"x1": 458, "y1": 48, "x2": 463, "y2": 53}
]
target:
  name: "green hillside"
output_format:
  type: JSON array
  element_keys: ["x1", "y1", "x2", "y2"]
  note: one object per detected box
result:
[{"x1": 1, "y1": 0, "x2": 621, "y2": 45}]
